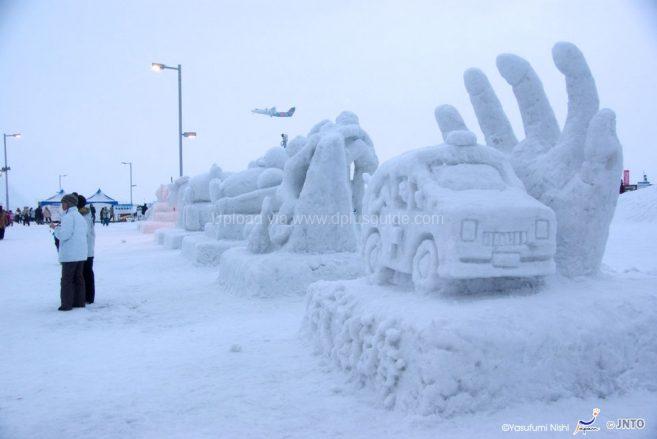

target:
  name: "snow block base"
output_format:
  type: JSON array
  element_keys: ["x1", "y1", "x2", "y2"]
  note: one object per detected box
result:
[
  {"x1": 139, "y1": 220, "x2": 174, "y2": 234},
  {"x1": 156, "y1": 228, "x2": 197, "y2": 249},
  {"x1": 181, "y1": 235, "x2": 243, "y2": 266},
  {"x1": 217, "y1": 247, "x2": 364, "y2": 298},
  {"x1": 303, "y1": 277, "x2": 657, "y2": 417},
  {"x1": 154, "y1": 228, "x2": 167, "y2": 245}
]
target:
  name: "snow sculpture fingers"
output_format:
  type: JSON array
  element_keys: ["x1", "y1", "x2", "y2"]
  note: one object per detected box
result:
[
  {"x1": 496, "y1": 53, "x2": 560, "y2": 147},
  {"x1": 552, "y1": 42, "x2": 599, "y2": 146},
  {"x1": 441, "y1": 42, "x2": 622, "y2": 276},
  {"x1": 463, "y1": 68, "x2": 517, "y2": 153},
  {"x1": 434, "y1": 104, "x2": 468, "y2": 141},
  {"x1": 581, "y1": 109, "x2": 622, "y2": 188}
]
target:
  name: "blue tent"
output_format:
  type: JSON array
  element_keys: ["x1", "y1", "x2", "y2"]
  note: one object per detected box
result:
[
  {"x1": 39, "y1": 189, "x2": 66, "y2": 206},
  {"x1": 86, "y1": 188, "x2": 118, "y2": 206}
]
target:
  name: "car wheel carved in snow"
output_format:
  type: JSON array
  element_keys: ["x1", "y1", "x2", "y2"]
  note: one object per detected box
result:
[
  {"x1": 361, "y1": 129, "x2": 557, "y2": 293},
  {"x1": 412, "y1": 239, "x2": 441, "y2": 292},
  {"x1": 363, "y1": 231, "x2": 393, "y2": 284}
]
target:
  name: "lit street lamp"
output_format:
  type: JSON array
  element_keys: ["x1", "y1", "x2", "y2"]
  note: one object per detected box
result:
[
  {"x1": 58, "y1": 174, "x2": 67, "y2": 191},
  {"x1": 121, "y1": 161, "x2": 136, "y2": 206},
  {"x1": 151, "y1": 62, "x2": 196, "y2": 177},
  {"x1": 3, "y1": 132, "x2": 21, "y2": 209}
]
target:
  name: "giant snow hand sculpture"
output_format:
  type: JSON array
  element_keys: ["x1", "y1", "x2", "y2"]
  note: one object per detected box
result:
[{"x1": 435, "y1": 42, "x2": 622, "y2": 276}]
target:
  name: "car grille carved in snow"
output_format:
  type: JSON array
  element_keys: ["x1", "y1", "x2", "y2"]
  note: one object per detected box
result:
[{"x1": 482, "y1": 231, "x2": 527, "y2": 247}]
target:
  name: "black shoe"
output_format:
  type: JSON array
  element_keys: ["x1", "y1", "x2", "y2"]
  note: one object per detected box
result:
[
  {"x1": 58, "y1": 306, "x2": 72, "y2": 311},
  {"x1": 73, "y1": 304, "x2": 85, "y2": 308},
  {"x1": 86, "y1": 301, "x2": 94, "y2": 304}
]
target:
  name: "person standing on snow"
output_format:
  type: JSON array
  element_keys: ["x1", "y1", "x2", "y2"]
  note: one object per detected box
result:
[
  {"x1": 77, "y1": 195, "x2": 96, "y2": 304},
  {"x1": 100, "y1": 207, "x2": 109, "y2": 226},
  {"x1": 50, "y1": 193, "x2": 88, "y2": 311},
  {"x1": 43, "y1": 206, "x2": 52, "y2": 224},
  {"x1": 0, "y1": 206, "x2": 8, "y2": 240},
  {"x1": 23, "y1": 207, "x2": 31, "y2": 226}
]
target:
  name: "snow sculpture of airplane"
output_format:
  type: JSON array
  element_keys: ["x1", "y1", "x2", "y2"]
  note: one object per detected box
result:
[{"x1": 252, "y1": 106, "x2": 296, "y2": 118}]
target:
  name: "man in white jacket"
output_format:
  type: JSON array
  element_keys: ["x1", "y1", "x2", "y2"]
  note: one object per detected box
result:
[{"x1": 50, "y1": 193, "x2": 88, "y2": 311}]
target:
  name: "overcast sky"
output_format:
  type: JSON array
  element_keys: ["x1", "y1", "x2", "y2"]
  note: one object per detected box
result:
[{"x1": 1, "y1": 0, "x2": 656, "y2": 207}]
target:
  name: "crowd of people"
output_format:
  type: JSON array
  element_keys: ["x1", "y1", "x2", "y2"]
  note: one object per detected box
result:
[
  {"x1": 0, "y1": 201, "x2": 149, "y2": 242},
  {"x1": 0, "y1": 205, "x2": 53, "y2": 227}
]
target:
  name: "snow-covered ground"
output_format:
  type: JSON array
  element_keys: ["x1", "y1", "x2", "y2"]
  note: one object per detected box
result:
[{"x1": 1, "y1": 217, "x2": 656, "y2": 438}]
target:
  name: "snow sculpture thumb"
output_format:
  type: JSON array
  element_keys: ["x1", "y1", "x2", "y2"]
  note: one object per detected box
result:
[
  {"x1": 286, "y1": 133, "x2": 358, "y2": 253},
  {"x1": 435, "y1": 42, "x2": 623, "y2": 276},
  {"x1": 247, "y1": 196, "x2": 274, "y2": 253}
]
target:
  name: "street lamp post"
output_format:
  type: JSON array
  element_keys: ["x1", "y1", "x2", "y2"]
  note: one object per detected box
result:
[
  {"x1": 2, "y1": 133, "x2": 21, "y2": 209},
  {"x1": 58, "y1": 174, "x2": 67, "y2": 191},
  {"x1": 121, "y1": 161, "x2": 136, "y2": 206},
  {"x1": 151, "y1": 62, "x2": 196, "y2": 177}
]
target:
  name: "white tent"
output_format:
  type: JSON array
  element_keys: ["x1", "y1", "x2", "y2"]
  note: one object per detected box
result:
[{"x1": 86, "y1": 188, "x2": 119, "y2": 207}]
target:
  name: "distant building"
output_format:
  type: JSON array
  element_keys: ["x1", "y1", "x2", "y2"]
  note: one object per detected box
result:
[
  {"x1": 637, "y1": 172, "x2": 652, "y2": 190},
  {"x1": 621, "y1": 170, "x2": 651, "y2": 193}
]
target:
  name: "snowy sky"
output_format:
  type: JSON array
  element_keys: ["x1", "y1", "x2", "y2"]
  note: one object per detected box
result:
[{"x1": 1, "y1": 0, "x2": 656, "y2": 207}]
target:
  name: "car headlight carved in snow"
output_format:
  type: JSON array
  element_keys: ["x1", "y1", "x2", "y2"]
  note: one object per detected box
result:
[
  {"x1": 535, "y1": 219, "x2": 550, "y2": 240},
  {"x1": 461, "y1": 219, "x2": 478, "y2": 242}
]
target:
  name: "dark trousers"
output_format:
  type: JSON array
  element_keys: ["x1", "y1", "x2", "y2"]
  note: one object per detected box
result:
[
  {"x1": 83, "y1": 257, "x2": 95, "y2": 303},
  {"x1": 60, "y1": 261, "x2": 86, "y2": 309},
  {"x1": 0, "y1": 227, "x2": 4, "y2": 240}
]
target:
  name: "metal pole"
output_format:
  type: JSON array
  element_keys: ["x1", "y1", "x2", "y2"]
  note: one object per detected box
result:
[
  {"x1": 3, "y1": 135, "x2": 8, "y2": 209},
  {"x1": 177, "y1": 64, "x2": 183, "y2": 177},
  {"x1": 129, "y1": 162, "x2": 133, "y2": 206},
  {"x1": 59, "y1": 175, "x2": 62, "y2": 191}
]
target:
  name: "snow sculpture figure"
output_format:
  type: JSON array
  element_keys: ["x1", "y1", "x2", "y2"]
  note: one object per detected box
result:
[
  {"x1": 183, "y1": 164, "x2": 223, "y2": 205},
  {"x1": 286, "y1": 132, "x2": 357, "y2": 253},
  {"x1": 263, "y1": 111, "x2": 378, "y2": 253},
  {"x1": 214, "y1": 147, "x2": 288, "y2": 215},
  {"x1": 435, "y1": 42, "x2": 622, "y2": 276},
  {"x1": 144, "y1": 184, "x2": 170, "y2": 221},
  {"x1": 247, "y1": 196, "x2": 274, "y2": 253},
  {"x1": 181, "y1": 164, "x2": 224, "y2": 231},
  {"x1": 167, "y1": 176, "x2": 190, "y2": 228},
  {"x1": 362, "y1": 129, "x2": 556, "y2": 292},
  {"x1": 139, "y1": 183, "x2": 179, "y2": 233},
  {"x1": 156, "y1": 184, "x2": 169, "y2": 203},
  {"x1": 218, "y1": 112, "x2": 376, "y2": 297}
]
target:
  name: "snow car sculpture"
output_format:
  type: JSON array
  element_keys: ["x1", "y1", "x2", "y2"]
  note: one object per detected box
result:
[
  {"x1": 435, "y1": 42, "x2": 622, "y2": 276},
  {"x1": 362, "y1": 130, "x2": 556, "y2": 292}
]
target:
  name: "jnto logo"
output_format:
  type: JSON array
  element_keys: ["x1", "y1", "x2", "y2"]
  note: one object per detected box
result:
[{"x1": 573, "y1": 408, "x2": 601, "y2": 435}]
